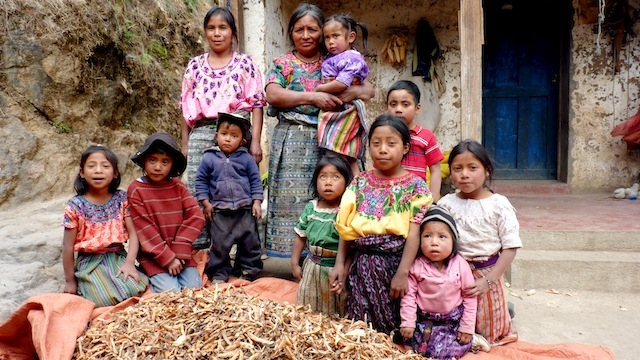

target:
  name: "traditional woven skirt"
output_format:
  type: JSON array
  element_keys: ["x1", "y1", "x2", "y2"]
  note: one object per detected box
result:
[
  {"x1": 266, "y1": 120, "x2": 320, "y2": 257},
  {"x1": 186, "y1": 121, "x2": 216, "y2": 250},
  {"x1": 472, "y1": 266, "x2": 518, "y2": 346},
  {"x1": 347, "y1": 234, "x2": 404, "y2": 334},
  {"x1": 296, "y1": 246, "x2": 346, "y2": 317},
  {"x1": 404, "y1": 303, "x2": 473, "y2": 359},
  {"x1": 317, "y1": 99, "x2": 368, "y2": 160},
  {"x1": 75, "y1": 250, "x2": 148, "y2": 307}
]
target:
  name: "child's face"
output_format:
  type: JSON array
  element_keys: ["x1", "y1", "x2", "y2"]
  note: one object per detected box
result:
[
  {"x1": 323, "y1": 20, "x2": 355, "y2": 56},
  {"x1": 143, "y1": 153, "x2": 173, "y2": 185},
  {"x1": 420, "y1": 221, "x2": 454, "y2": 268},
  {"x1": 449, "y1": 151, "x2": 489, "y2": 199},
  {"x1": 216, "y1": 122, "x2": 245, "y2": 154},
  {"x1": 316, "y1": 164, "x2": 347, "y2": 204},
  {"x1": 80, "y1": 151, "x2": 117, "y2": 192},
  {"x1": 387, "y1": 89, "x2": 420, "y2": 127},
  {"x1": 369, "y1": 125, "x2": 409, "y2": 177},
  {"x1": 205, "y1": 14, "x2": 233, "y2": 55}
]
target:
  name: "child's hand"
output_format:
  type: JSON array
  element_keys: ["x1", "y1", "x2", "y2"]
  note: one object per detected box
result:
[
  {"x1": 457, "y1": 331, "x2": 472, "y2": 344},
  {"x1": 400, "y1": 327, "x2": 415, "y2": 339},
  {"x1": 202, "y1": 201, "x2": 214, "y2": 221},
  {"x1": 63, "y1": 279, "x2": 77, "y2": 295},
  {"x1": 329, "y1": 264, "x2": 346, "y2": 294},
  {"x1": 167, "y1": 258, "x2": 183, "y2": 276},
  {"x1": 315, "y1": 83, "x2": 328, "y2": 93},
  {"x1": 390, "y1": 272, "x2": 409, "y2": 299},
  {"x1": 252, "y1": 200, "x2": 262, "y2": 219},
  {"x1": 117, "y1": 261, "x2": 141, "y2": 282},
  {"x1": 464, "y1": 276, "x2": 492, "y2": 297},
  {"x1": 291, "y1": 263, "x2": 303, "y2": 280}
]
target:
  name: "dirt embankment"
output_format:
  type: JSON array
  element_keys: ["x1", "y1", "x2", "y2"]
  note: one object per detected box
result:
[{"x1": 0, "y1": 0, "x2": 223, "y2": 209}]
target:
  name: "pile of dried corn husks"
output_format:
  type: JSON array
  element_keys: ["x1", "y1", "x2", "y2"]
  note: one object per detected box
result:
[{"x1": 75, "y1": 286, "x2": 423, "y2": 359}]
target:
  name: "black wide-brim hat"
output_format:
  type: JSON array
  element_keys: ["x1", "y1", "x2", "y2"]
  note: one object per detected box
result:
[{"x1": 131, "y1": 132, "x2": 187, "y2": 178}]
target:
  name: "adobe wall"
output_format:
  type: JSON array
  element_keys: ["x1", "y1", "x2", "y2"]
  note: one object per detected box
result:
[{"x1": 241, "y1": 0, "x2": 640, "y2": 191}]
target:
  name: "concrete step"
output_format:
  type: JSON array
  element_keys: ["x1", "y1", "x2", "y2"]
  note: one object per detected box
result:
[
  {"x1": 520, "y1": 230, "x2": 640, "y2": 252},
  {"x1": 492, "y1": 180, "x2": 572, "y2": 195},
  {"x1": 510, "y1": 249, "x2": 640, "y2": 293}
]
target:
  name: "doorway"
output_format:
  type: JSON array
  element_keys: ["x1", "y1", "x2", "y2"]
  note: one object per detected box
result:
[{"x1": 482, "y1": 0, "x2": 569, "y2": 179}]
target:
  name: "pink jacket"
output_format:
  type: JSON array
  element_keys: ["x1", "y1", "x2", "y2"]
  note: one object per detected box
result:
[{"x1": 400, "y1": 254, "x2": 477, "y2": 334}]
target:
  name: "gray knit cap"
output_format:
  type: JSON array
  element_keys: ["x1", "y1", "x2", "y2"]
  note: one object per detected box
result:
[{"x1": 421, "y1": 204, "x2": 459, "y2": 242}]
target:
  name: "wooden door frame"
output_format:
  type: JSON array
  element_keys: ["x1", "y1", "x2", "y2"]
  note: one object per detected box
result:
[{"x1": 459, "y1": 0, "x2": 483, "y2": 142}]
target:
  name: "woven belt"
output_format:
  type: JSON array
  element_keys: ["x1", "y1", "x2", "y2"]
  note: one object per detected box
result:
[
  {"x1": 469, "y1": 254, "x2": 499, "y2": 270},
  {"x1": 193, "y1": 118, "x2": 217, "y2": 128},
  {"x1": 309, "y1": 245, "x2": 338, "y2": 258}
]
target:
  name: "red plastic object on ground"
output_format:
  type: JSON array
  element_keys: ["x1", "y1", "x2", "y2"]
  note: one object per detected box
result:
[{"x1": 611, "y1": 108, "x2": 640, "y2": 150}]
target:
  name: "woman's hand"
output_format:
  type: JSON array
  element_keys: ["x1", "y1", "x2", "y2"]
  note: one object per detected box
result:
[
  {"x1": 181, "y1": 120, "x2": 191, "y2": 160},
  {"x1": 167, "y1": 258, "x2": 183, "y2": 276},
  {"x1": 312, "y1": 91, "x2": 343, "y2": 111},
  {"x1": 250, "y1": 141, "x2": 263, "y2": 164},
  {"x1": 337, "y1": 80, "x2": 375, "y2": 103},
  {"x1": 117, "y1": 260, "x2": 141, "y2": 282},
  {"x1": 249, "y1": 107, "x2": 264, "y2": 164},
  {"x1": 390, "y1": 272, "x2": 409, "y2": 299}
]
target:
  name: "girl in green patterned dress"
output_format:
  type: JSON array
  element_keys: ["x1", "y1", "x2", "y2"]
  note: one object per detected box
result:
[{"x1": 290, "y1": 154, "x2": 353, "y2": 316}]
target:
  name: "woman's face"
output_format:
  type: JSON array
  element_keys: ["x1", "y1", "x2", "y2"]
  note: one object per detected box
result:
[
  {"x1": 291, "y1": 14, "x2": 322, "y2": 59},
  {"x1": 205, "y1": 14, "x2": 233, "y2": 55}
]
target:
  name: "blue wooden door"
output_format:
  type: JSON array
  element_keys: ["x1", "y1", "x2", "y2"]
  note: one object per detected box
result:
[{"x1": 482, "y1": 0, "x2": 563, "y2": 179}]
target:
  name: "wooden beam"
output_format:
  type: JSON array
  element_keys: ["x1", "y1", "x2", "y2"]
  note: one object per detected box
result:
[
  {"x1": 459, "y1": 0, "x2": 483, "y2": 141},
  {"x1": 226, "y1": 0, "x2": 244, "y2": 52}
]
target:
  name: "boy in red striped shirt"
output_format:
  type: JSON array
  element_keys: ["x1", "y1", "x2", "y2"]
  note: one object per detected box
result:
[
  {"x1": 128, "y1": 132, "x2": 205, "y2": 293},
  {"x1": 387, "y1": 80, "x2": 444, "y2": 201}
]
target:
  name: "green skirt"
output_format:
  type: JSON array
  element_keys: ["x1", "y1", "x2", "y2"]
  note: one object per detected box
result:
[{"x1": 76, "y1": 250, "x2": 148, "y2": 307}]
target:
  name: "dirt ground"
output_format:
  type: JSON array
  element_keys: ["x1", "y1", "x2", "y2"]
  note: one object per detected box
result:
[
  {"x1": 1, "y1": 197, "x2": 638, "y2": 359},
  {"x1": 505, "y1": 287, "x2": 637, "y2": 359}
]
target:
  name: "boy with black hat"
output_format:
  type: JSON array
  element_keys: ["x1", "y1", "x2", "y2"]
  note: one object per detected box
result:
[
  {"x1": 127, "y1": 132, "x2": 206, "y2": 293},
  {"x1": 194, "y1": 112, "x2": 264, "y2": 283}
]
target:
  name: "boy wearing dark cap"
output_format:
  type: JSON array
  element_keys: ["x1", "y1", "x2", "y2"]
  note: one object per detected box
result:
[
  {"x1": 194, "y1": 112, "x2": 264, "y2": 283},
  {"x1": 127, "y1": 132, "x2": 205, "y2": 293}
]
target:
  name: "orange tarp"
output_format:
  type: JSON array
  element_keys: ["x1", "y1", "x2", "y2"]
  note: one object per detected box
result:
[{"x1": 0, "y1": 251, "x2": 615, "y2": 360}]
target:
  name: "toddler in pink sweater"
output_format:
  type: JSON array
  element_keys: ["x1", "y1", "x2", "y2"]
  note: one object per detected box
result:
[{"x1": 399, "y1": 205, "x2": 489, "y2": 358}]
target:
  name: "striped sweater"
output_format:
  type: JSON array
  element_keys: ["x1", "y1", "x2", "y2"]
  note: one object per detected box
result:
[{"x1": 127, "y1": 178, "x2": 205, "y2": 277}]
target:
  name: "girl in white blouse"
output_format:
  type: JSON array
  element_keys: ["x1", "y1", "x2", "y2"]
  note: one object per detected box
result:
[{"x1": 438, "y1": 139, "x2": 522, "y2": 347}]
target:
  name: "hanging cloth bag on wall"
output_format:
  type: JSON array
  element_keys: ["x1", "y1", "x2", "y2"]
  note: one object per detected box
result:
[{"x1": 412, "y1": 18, "x2": 439, "y2": 82}]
